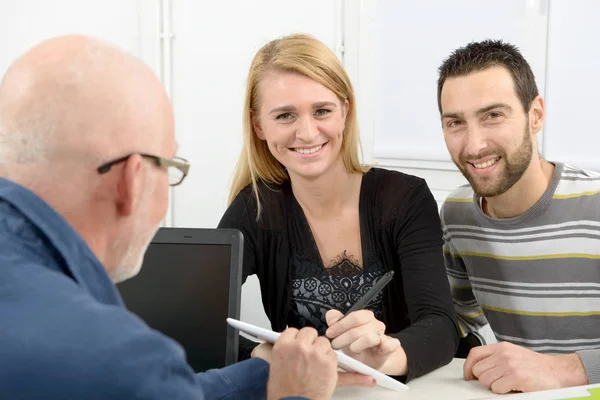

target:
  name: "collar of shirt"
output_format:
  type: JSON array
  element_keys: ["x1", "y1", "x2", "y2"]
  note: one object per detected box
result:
[{"x1": 0, "y1": 177, "x2": 123, "y2": 307}]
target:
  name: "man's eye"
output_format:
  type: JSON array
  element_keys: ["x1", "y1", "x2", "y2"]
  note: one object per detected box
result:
[
  {"x1": 448, "y1": 120, "x2": 463, "y2": 128},
  {"x1": 487, "y1": 112, "x2": 501, "y2": 119}
]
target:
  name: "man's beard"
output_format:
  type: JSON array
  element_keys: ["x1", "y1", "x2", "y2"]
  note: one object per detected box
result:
[
  {"x1": 110, "y1": 184, "x2": 159, "y2": 283},
  {"x1": 455, "y1": 124, "x2": 533, "y2": 198},
  {"x1": 111, "y1": 224, "x2": 159, "y2": 283}
]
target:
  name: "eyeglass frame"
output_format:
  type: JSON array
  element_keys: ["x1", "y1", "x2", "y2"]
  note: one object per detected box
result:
[{"x1": 97, "y1": 153, "x2": 190, "y2": 186}]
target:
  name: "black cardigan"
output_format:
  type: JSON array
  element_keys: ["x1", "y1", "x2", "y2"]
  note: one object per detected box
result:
[{"x1": 218, "y1": 167, "x2": 459, "y2": 381}]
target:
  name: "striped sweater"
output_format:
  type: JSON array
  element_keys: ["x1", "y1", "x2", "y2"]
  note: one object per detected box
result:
[{"x1": 441, "y1": 163, "x2": 600, "y2": 384}]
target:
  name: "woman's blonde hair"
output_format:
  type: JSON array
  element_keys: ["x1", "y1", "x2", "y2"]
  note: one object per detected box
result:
[{"x1": 228, "y1": 33, "x2": 369, "y2": 217}]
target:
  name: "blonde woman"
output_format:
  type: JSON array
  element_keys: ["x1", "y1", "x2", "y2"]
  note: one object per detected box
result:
[{"x1": 219, "y1": 34, "x2": 458, "y2": 382}]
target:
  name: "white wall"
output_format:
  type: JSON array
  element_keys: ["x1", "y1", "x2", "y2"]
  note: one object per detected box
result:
[
  {"x1": 0, "y1": 0, "x2": 158, "y2": 78},
  {"x1": 543, "y1": 0, "x2": 600, "y2": 170}
]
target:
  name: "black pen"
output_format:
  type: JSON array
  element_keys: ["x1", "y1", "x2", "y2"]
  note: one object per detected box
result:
[{"x1": 343, "y1": 270, "x2": 395, "y2": 317}]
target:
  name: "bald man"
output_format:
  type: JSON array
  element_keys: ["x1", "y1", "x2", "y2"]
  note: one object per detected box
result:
[{"x1": 0, "y1": 36, "x2": 341, "y2": 400}]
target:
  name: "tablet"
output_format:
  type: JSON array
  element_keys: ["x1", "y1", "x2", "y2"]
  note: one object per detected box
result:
[{"x1": 227, "y1": 318, "x2": 409, "y2": 392}]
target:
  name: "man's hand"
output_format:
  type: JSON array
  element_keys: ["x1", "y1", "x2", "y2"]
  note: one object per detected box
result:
[
  {"x1": 253, "y1": 335, "x2": 376, "y2": 388},
  {"x1": 251, "y1": 342, "x2": 274, "y2": 364},
  {"x1": 266, "y1": 327, "x2": 337, "y2": 400},
  {"x1": 464, "y1": 341, "x2": 588, "y2": 394},
  {"x1": 325, "y1": 309, "x2": 406, "y2": 376}
]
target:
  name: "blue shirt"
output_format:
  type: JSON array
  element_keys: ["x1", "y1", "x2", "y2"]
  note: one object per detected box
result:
[{"x1": 0, "y1": 177, "x2": 306, "y2": 400}]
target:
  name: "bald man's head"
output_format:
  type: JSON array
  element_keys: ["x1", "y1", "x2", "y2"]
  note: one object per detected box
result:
[
  {"x1": 0, "y1": 35, "x2": 174, "y2": 181},
  {"x1": 0, "y1": 35, "x2": 177, "y2": 283}
]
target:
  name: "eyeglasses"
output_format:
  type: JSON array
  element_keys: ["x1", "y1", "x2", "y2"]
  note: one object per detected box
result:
[{"x1": 97, "y1": 153, "x2": 190, "y2": 186}]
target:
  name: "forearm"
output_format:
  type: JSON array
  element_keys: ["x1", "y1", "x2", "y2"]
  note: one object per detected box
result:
[
  {"x1": 456, "y1": 333, "x2": 483, "y2": 358},
  {"x1": 394, "y1": 314, "x2": 458, "y2": 381},
  {"x1": 196, "y1": 358, "x2": 269, "y2": 399},
  {"x1": 549, "y1": 353, "x2": 589, "y2": 388},
  {"x1": 380, "y1": 346, "x2": 408, "y2": 376},
  {"x1": 575, "y1": 349, "x2": 600, "y2": 385},
  {"x1": 392, "y1": 183, "x2": 459, "y2": 380}
]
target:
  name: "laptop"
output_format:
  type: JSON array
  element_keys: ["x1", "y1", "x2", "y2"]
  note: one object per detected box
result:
[{"x1": 117, "y1": 227, "x2": 243, "y2": 372}]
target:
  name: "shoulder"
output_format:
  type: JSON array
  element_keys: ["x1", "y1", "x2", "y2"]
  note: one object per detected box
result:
[
  {"x1": 364, "y1": 167, "x2": 426, "y2": 189},
  {"x1": 222, "y1": 180, "x2": 289, "y2": 232},
  {"x1": 555, "y1": 164, "x2": 600, "y2": 193},
  {"x1": 363, "y1": 167, "x2": 430, "y2": 205},
  {"x1": 0, "y1": 265, "x2": 198, "y2": 397},
  {"x1": 229, "y1": 181, "x2": 287, "y2": 208},
  {"x1": 365, "y1": 166, "x2": 433, "y2": 198},
  {"x1": 440, "y1": 184, "x2": 475, "y2": 227},
  {"x1": 561, "y1": 163, "x2": 600, "y2": 179},
  {"x1": 547, "y1": 164, "x2": 600, "y2": 223},
  {"x1": 445, "y1": 183, "x2": 475, "y2": 202},
  {"x1": 363, "y1": 168, "x2": 441, "y2": 224}
]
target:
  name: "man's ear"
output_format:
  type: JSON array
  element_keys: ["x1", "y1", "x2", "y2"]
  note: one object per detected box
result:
[
  {"x1": 529, "y1": 95, "x2": 545, "y2": 135},
  {"x1": 115, "y1": 154, "x2": 144, "y2": 217},
  {"x1": 251, "y1": 109, "x2": 266, "y2": 140}
]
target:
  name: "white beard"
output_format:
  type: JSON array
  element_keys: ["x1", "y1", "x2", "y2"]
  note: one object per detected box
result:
[
  {"x1": 110, "y1": 183, "x2": 161, "y2": 283},
  {"x1": 111, "y1": 224, "x2": 158, "y2": 283}
]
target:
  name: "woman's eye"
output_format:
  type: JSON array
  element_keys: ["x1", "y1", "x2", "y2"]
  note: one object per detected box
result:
[
  {"x1": 314, "y1": 109, "x2": 331, "y2": 117},
  {"x1": 275, "y1": 113, "x2": 294, "y2": 121}
]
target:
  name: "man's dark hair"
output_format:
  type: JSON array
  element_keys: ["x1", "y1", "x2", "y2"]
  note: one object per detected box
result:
[{"x1": 437, "y1": 39, "x2": 538, "y2": 114}]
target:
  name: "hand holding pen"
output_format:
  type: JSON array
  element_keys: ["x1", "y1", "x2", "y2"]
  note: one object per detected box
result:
[{"x1": 324, "y1": 271, "x2": 407, "y2": 375}]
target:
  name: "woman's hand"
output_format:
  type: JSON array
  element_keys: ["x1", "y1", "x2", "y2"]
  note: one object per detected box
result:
[{"x1": 325, "y1": 309, "x2": 407, "y2": 375}]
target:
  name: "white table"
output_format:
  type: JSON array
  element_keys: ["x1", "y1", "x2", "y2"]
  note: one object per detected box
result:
[{"x1": 333, "y1": 358, "x2": 502, "y2": 400}]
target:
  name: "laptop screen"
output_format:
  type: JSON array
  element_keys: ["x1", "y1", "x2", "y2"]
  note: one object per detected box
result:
[{"x1": 117, "y1": 228, "x2": 242, "y2": 372}]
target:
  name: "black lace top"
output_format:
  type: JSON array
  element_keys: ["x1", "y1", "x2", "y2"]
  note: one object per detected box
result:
[
  {"x1": 288, "y1": 250, "x2": 385, "y2": 335},
  {"x1": 218, "y1": 168, "x2": 459, "y2": 381}
]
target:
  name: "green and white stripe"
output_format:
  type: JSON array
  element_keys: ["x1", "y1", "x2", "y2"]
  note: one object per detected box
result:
[{"x1": 441, "y1": 163, "x2": 600, "y2": 383}]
